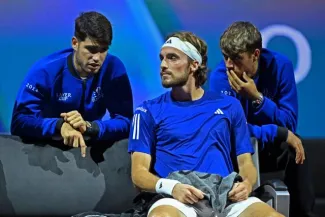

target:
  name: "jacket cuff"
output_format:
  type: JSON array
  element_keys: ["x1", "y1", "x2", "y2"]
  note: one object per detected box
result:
[
  {"x1": 55, "y1": 118, "x2": 65, "y2": 134},
  {"x1": 275, "y1": 126, "x2": 288, "y2": 143},
  {"x1": 84, "y1": 121, "x2": 100, "y2": 139}
]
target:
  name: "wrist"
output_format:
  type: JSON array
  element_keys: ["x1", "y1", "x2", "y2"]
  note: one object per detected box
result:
[
  {"x1": 84, "y1": 121, "x2": 100, "y2": 138},
  {"x1": 243, "y1": 180, "x2": 253, "y2": 192},
  {"x1": 155, "y1": 178, "x2": 180, "y2": 195},
  {"x1": 275, "y1": 127, "x2": 289, "y2": 143},
  {"x1": 56, "y1": 118, "x2": 65, "y2": 134},
  {"x1": 252, "y1": 92, "x2": 264, "y2": 107}
]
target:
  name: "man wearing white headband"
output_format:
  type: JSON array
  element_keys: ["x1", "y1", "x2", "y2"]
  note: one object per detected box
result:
[{"x1": 128, "y1": 31, "x2": 283, "y2": 217}]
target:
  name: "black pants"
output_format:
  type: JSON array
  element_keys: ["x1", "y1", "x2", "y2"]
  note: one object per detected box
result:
[{"x1": 259, "y1": 140, "x2": 317, "y2": 217}]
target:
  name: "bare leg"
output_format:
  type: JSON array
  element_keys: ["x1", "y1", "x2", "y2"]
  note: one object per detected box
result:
[
  {"x1": 148, "y1": 205, "x2": 187, "y2": 217},
  {"x1": 238, "y1": 202, "x2": 285, "y2": 217}
]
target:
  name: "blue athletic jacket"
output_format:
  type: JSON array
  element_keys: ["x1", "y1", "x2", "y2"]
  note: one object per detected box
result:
[
  {"x1": 209, "y1": 48, "x2": 298, "y2": 147},
  {"x1": 11, "y1": 48, "x2": 133, "y2": 141}
]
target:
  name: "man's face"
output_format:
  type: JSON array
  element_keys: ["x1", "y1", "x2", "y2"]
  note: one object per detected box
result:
[
  {"x1": 222, "y1": 49, "x2": 260, "y2": 78},
  {"x1": 72, "y1": 37, "x2": 108, "y2": 75},
  {"x1": 159, "y1": 47, "x2": 191, "y2": 88}
]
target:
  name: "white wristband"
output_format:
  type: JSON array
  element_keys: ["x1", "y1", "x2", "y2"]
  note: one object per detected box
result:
[{"x1": 155, "y1": 178, "x2": 181, "y2": 195}]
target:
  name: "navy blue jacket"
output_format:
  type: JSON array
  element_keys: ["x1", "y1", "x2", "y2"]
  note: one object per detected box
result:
[
  {"x1": 210, "y1": 48, "x2": 298, "y2": 147},
  {"x1": 11, "y1": 48, "x2": 133, "y2": 141}
]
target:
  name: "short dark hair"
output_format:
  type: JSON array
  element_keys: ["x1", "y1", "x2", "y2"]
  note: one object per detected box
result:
[
  {"x1": 166, "y1": 31, "x2": 209, "y2": 87},
  {"x1": 74, "y1": 11, "x2": 112, "y2": 47},
  {"x1": 220, "y1": 21, "x2": 262, "y2": 60}
]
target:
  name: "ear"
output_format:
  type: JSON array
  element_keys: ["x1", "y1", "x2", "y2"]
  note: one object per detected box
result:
[
  {"x1": 72, "y1": 36, "x2": 78, "y2": 51},
  {"x1": 190, "y1": 61, "x2": 199, "y2": 73},
  {"x1": 253, "y1": 49, "x2": 260, "y2": 62}
]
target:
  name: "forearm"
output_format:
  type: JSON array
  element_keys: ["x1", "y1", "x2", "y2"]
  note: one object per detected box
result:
[
  {"x1": 253, "y1": 97, "x2": 297, "y2": 131},
  {"x1": 247, "y1": 124, "x2": 288, "y2": 148},
  {"x1": 132, "y1": 168, "x2": 160, "y2": 192},
  {"x1": 11, "y1": 114, "x2": 61, "y2": 138},
  {"x1": 239, "y1": 162, "x2": 257, "y2": 188}
]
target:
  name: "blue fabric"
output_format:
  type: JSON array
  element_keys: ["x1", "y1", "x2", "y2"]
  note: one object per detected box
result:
[
  {"x1": 128, "y1": 91, "x2": 253, "y2": 178},
  {"x1": 209, "y1": 48, "x2": 298, "y2": 146},
  {"x1": 11, "y1": 48, "x2": 133, "y2": 140}
]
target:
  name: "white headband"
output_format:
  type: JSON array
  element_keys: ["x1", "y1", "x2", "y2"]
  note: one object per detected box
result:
[{"x1": 161, "y1": 37, "x2": 202, "y2": 65}]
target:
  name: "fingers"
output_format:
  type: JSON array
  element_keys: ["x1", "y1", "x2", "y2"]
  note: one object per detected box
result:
[
  {"x1": 183, "y1": 189, "x2": 200, "y2": 204},
  {"x1": 73, "y1": 135, "x2": 79, "y2": 148},
  {"x1": 228, "y1": 183, "x2": 240, "y2": 197},
  {"x1": 228, "y1": 70, "x2": 244, "y2": 87},
  {"x1": 295, "y1": 141, "x2": 305, "y2": 164},
  {"x1": 63, "y1": 136, "x2": 68, "y2": 145},
  {"x1": 79, "y1": 136, "x2": 87, "y2": 158},
  {"x1": 228, "y1": 183, "x2": 248, "y2": 202},
  {"x1": 228, "y1": 77, "x2": 240, "y2": 91},
  {"x1": 67, "y1": 113, "x2": 80, "y2": 122},
  {"x1": 60, "y1": 113, "x2": 67, "y2": 118},
  {"x1": 189, "y1": 186, "x2": 204, "y2": 199},
  {"x1": 65, "y1": 110, "x2": 78, "y2": 117}
]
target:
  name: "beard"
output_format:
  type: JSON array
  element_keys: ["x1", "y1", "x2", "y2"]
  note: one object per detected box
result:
[{"x1": 161, "y1": 72, "x2": 189, "y2": 88}]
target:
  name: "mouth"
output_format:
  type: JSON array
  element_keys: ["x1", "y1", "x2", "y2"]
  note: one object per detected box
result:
[{"x1": 88, "y1": 64, "x2": 100, "y2": 70}]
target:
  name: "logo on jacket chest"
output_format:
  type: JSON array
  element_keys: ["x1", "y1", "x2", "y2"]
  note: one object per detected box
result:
[
  {"x1": 92, "y1": 87, "x2": 104, "y2": 102},
  {"x1": 56, "y1": 93, "x2": 72, "y2": 101}
]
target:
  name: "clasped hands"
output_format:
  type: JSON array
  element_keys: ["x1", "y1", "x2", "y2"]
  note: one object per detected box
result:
[{"x1": 60, "y1": 111, "x2": 88, "y2": 157}]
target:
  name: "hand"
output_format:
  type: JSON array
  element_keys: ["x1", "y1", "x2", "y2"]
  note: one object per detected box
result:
[
  {"x1": 60, "y1": 122, "x2": 87, "y2": 157},
  {"x1": 61, "y1": 111, "x2": 87, "y2": 133},
  {"x1": 228, "y1": 180, "x2": 252, "y2": 202},
  {"x1": 172, "y1": 183, "x2": 204, "y2": 204},
  {"x1": 227, "y1": 70, "x2": 260, "y2": 100},
  {"x1": 286, "y1": 130, "x2": 305, "y2": 164}
]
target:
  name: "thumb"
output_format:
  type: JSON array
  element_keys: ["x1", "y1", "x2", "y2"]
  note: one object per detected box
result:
[{"x1": 60, "y1": 113, "x2": 67, "y2": 118}]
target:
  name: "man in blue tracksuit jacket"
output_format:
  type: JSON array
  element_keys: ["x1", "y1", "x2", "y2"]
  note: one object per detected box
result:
[
  {"x1": 11, "y1": 12, "x2": 133, "y2": 157},
  {"x1": 209, "y1": 21, "x2": 316, "y2": 217}
]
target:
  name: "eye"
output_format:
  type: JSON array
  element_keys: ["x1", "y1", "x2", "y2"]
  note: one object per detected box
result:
[{"x1": 167, "y1": 53, "x2": 178, "y2": 60}]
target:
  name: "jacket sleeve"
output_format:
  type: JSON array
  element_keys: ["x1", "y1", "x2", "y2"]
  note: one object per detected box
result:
[
  {"x1": 252, "y1": 62, "x2": 298, "y2": 132},
  {"x1": 247, "y1": 123, "x2": 288, "y2": 149},
  {"x1": 11, "y1": 67, "x2": 62, "y2": 138}
]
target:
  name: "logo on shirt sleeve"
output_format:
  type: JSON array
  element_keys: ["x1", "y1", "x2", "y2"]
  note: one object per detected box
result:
[
  {"x1": 132, "y1": 114, "x2": 140, "y2": 140},
  {"x1": 135, "y1": 107, "x2": 147, "y2": 113}
]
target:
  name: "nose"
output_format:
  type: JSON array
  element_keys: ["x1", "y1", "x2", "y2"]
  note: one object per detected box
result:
[
  {"x1": 225, "y1": 57, "x2": 234, "y2": 69},
  {"x1": 160, "y1": 58, "x2": 168, "y2": 71},
  {"x1": 92, "y1": 53, "x2": 100, "y2": 62}
]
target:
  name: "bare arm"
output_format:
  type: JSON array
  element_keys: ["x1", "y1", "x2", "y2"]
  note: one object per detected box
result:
[
  {"x1": 237, "y1": 153, "x2": 257, "y2": 190},
  {"x1": 131, "y1": 152, "x2": 160, "y2": 192}
]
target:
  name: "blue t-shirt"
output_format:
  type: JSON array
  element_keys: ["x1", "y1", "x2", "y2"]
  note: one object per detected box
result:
[{"x1": 128, "y1": 91, "x2": 253, "y2": 178}]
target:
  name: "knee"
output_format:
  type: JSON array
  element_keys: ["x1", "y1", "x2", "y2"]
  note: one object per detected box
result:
[{"x1": 148, "y1": 206, "x2": 184, "y2": 217}]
